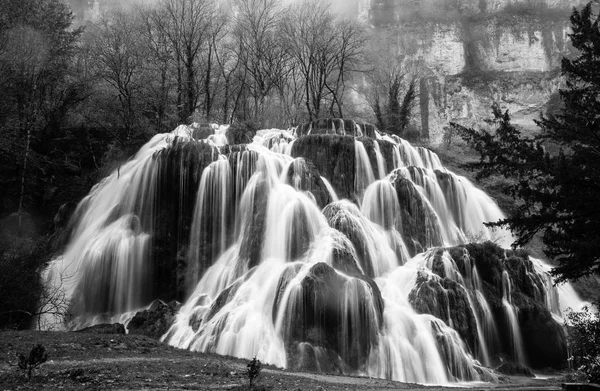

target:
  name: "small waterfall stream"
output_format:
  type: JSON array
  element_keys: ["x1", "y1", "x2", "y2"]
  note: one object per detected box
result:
[{"x1": 502, "y1": 270, "x2": 527, "y2": 365}]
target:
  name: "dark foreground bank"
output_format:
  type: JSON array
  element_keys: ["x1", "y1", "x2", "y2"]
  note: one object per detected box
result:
[{"x1": 0, "y1": 331, "x2": 565, "y2": 390}]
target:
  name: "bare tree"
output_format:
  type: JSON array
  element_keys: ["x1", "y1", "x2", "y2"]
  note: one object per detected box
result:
[
  {"x1": 201, "y1": 5, "x2": 229, "y2": 120},
  {"x1": 87, "y1": 10, "x2": 146, "y2": 146},
  {"x1": 281, "y1": 0, "x2": 366, "y2": 120},
  {"x1": 155, "y1": 0, "x2": 219, "y2": 122},
  {"x1": 208, "y1": 11, "x2": 244, "y2": 123},
  {"x1": 232, "y1": 0, "x2": 289, "y2": 124},
  {"x1": 138, "y1": 5, "x2": 178, "y2": 133},
  {"x1": 324, "y1": 18, "x2": 367, "y2": 118}
]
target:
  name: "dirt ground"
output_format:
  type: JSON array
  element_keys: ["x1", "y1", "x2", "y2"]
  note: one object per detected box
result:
[{"x1": 0, "y1": 331, "x2": 565, "y2": 390}]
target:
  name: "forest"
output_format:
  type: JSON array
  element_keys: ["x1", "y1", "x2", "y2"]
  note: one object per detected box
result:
[{"x1": 0, "y1": 0, "x2": 421, "y2": 328}]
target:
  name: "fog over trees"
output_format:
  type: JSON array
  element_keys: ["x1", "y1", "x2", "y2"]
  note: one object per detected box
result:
[{"x1": 0, "y1": 0, "x2": 415, "y2": 328}]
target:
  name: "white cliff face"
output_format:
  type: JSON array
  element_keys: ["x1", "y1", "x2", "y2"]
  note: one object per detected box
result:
[
  {"x1": 362, "y1": 0, "x2": 580, "y2": 145},
  {"x1": 424, "y1": 25, "x2": 466, "y2": 75},
  {"x1": 485, "y1": 31, "x2": 551, "y2": 72}
]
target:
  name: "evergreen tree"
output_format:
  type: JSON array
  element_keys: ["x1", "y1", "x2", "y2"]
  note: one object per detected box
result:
[{"x1": 451, "y1": 1, "x2": 600, "y2": 282}]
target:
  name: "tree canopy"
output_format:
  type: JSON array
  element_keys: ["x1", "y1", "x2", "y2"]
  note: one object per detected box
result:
[{"x1": 451, "y1": 1, "x2": 600, "y2": 283}]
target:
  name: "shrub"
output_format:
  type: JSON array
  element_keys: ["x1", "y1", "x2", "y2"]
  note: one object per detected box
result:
[
  {"x1": 17, "y1": 344, "x2": 48, "y2": 380},
  {"x1": 246, "y1": 357, "x2": 262, "y2": 389},
  {"x1": 565, "y1": 301, "x2": 600, "y2": 383}
]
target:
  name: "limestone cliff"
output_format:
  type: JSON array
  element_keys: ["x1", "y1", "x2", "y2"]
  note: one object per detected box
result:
[{"x1": 360, "y1": 0, "x2": 586, "y2": 144}]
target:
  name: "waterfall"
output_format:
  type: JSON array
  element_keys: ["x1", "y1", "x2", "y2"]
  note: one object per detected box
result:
[
  {"x1": 501, "y1": 270, "x2": 527, "y2": 365},
  {"x1": 354, "y1": 140, "x2": 375, "y2": 200},
  {"x1": 373, "y1": 141, "x2": 387, "y2": 179},
  {"x1": 43, "y1": 121, "x2": 586, "y2": 384}
]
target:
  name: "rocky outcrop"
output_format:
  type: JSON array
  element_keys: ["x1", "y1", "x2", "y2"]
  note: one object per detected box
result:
[
  {"x1": 291, "y1": 135, "x2": 356, "y2": 200},
  {"x1": 496, "y1": 362, "x2": 534, "y2": 377},
  {"x1": 409, "y1": 242, "x2": 568, "y2": 369},
  {"x1": 153, "y1": 140, "x2": 219, "y2": 301},
  {"x1": 392, "y1": 174, "x2": 444, "y2": 255},
  {"x1": 363, "y1": 0, "x2": 584, "y2": 144},
  {"x1": 285, "y1": 158, "x2": 332, "y2": 209},
  {"x1": 128, "y1": 300, "x2": 180, "y2": 339},
  {"x1": 276, "y1": 262, "x2": 384, "y2": 372},
  {"x1": 410, "y1": 271, "x2": 479, "y2": 352}
]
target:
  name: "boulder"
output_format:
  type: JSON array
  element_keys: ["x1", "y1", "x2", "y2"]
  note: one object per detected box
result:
[
  {"x1": 285, "y1": 158, "x2": 331, "y2": 209},
  {"x1": 392, "y1": 175, "x2": 444, "y2": 255},
  {"x1": 277, "y1": 262, "x2": 383, "y2": 371},
  {"x1": 128, "y1": 300, "x2": 181, "y2": 339},
  {"x1": 225, "y1": 123, "x2": 256, "y2": 145},
  {"x1": 292, "y1": 135, "x2": 356, "y2": 200},
  {"x1": 496, "y1": 362, "x2": 534, "y2": 377},
  {"x1": 410, "y1": 271, "x2": 478, "y2": 352},
  {"x1": 445, "y1": 242, "x2": 568, "y2": 369}
]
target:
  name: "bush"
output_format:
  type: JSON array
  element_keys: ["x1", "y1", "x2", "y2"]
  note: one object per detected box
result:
[
  {"x1": 565, "y1": 301, "x2": 600, "y2": 383},
  {"x1": 17, "y1": 344, "x2": 48, "y2": 380},
  {"x1": 0, "y1": 234, "x2": 47, "y2": 329},
  {"x1": 0, "y1": 232, "x2": 70, "y2": 330},
  {"x1": 246, "y1": 357, "x2": 262, "y2": 389}
]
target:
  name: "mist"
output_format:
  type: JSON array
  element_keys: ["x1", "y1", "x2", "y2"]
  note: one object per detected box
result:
[{"x1": 67, "y1": 0, "x2": 363, "y2": 21}]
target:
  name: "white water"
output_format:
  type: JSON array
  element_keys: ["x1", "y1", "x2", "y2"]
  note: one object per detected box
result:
[
  {"x1": 42, "y1": 122, "x2": 587, "y2": 384},
  {"x1": 501, "y1": 270, "x2": 527, "y2": 365}
]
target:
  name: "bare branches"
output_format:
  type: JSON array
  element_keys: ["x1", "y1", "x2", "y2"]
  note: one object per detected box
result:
[{"x1": 280, "y1": 0, "x2": 366, "y2": 120}]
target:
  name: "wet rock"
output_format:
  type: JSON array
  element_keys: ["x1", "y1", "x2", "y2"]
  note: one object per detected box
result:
[
  {"x1": 410, "y1": 272, "x2": 478, "y2": 352},
  {"x1": 225, "y1": 123, "x2": 256, "y2": 145},
  {"x1": 238, "y1": 178, "x2": 269, "y2": 268},
  {"x1": 153, "y1": 140, "x2": 219, "y2": 301},
  {"x1": 190, "y1": 123, "x2": 214, "y2": 140},
  {"x1": 324, "y1": 202, "x2": 376, "y2": 277},
  {"x1": 206, "y1": 280, "x2": 243, "y2": 322},
  {"x1": 289, "y1": 342, "x2": 344, "y2": 374},
  {"x1": 128, "y1": 300, "x2": 181, "y2": 339},
  {"x1": 392, "y1": 175, "x2": 444, "y2": 255},
  {"x1": 278, "y1": 262, "x2": 383, "y2": 371},
  {"x1": 518, "y1": 300, "x2": 568, "y2": 369},
  {"x1": 295, "y1": 118, "x2": 378, "y2": 138},
  {"x1": 285, "y1": 158, "x2": 331, "y2": 209},
  {"x1": 446, "y1": 242, "x2": 568, "y2": 369},
  {"x1": 292, "y1": 135, "x2": 356, "y2": 200},
  {"x1": 496, "y1": 362, "x2": 534, "y2": 377}
]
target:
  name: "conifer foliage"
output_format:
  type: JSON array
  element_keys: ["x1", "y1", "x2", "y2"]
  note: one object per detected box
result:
[{"x1": 451, "y1": 1, "x2": 600, "y2": 282}]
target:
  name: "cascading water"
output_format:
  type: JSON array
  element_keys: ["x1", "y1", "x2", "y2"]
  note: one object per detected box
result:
[
  {"x1": 43, "y1": 119, "x2": 586, "y2": 384},
  {"x1": 354, "y1": 140, "x2": 376, "y2": 200},
  {"x1": 501, "y1": 270, "x2": 527, "y2": 365}
]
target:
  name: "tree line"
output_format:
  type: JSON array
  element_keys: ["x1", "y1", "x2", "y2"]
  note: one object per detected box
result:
[
  {"x1": 0, "y1": 0, "x2": 418, "y2": 225},
  {"x1": 0, "y1": 0, "x2": 416, "y2": 328}
]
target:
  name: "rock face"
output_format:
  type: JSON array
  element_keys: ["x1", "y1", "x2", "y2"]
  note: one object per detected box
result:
[
  {"x1": 128, "y1": 300, "x2": 180, "y2": 339},
  {"x1": 409, "y1": 243, "x2": 568, "y2": 369},
  {"x1": 276, "y1": 262, "x2": 384, "y2": 372},
  {"x1": 361, "y1": 0, "x2": 586, "y2": 144},
  {"x1": 292, "y1": 135, "x2": 356, "y2": 200}
]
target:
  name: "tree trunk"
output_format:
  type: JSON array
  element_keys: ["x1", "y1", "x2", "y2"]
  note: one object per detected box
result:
[
  {"x1": 18, "y1": 98, "x2": 34, "y2": 234},
  {"x1": 204, "y1": 44, "x2": 212, "y2": 119}
]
